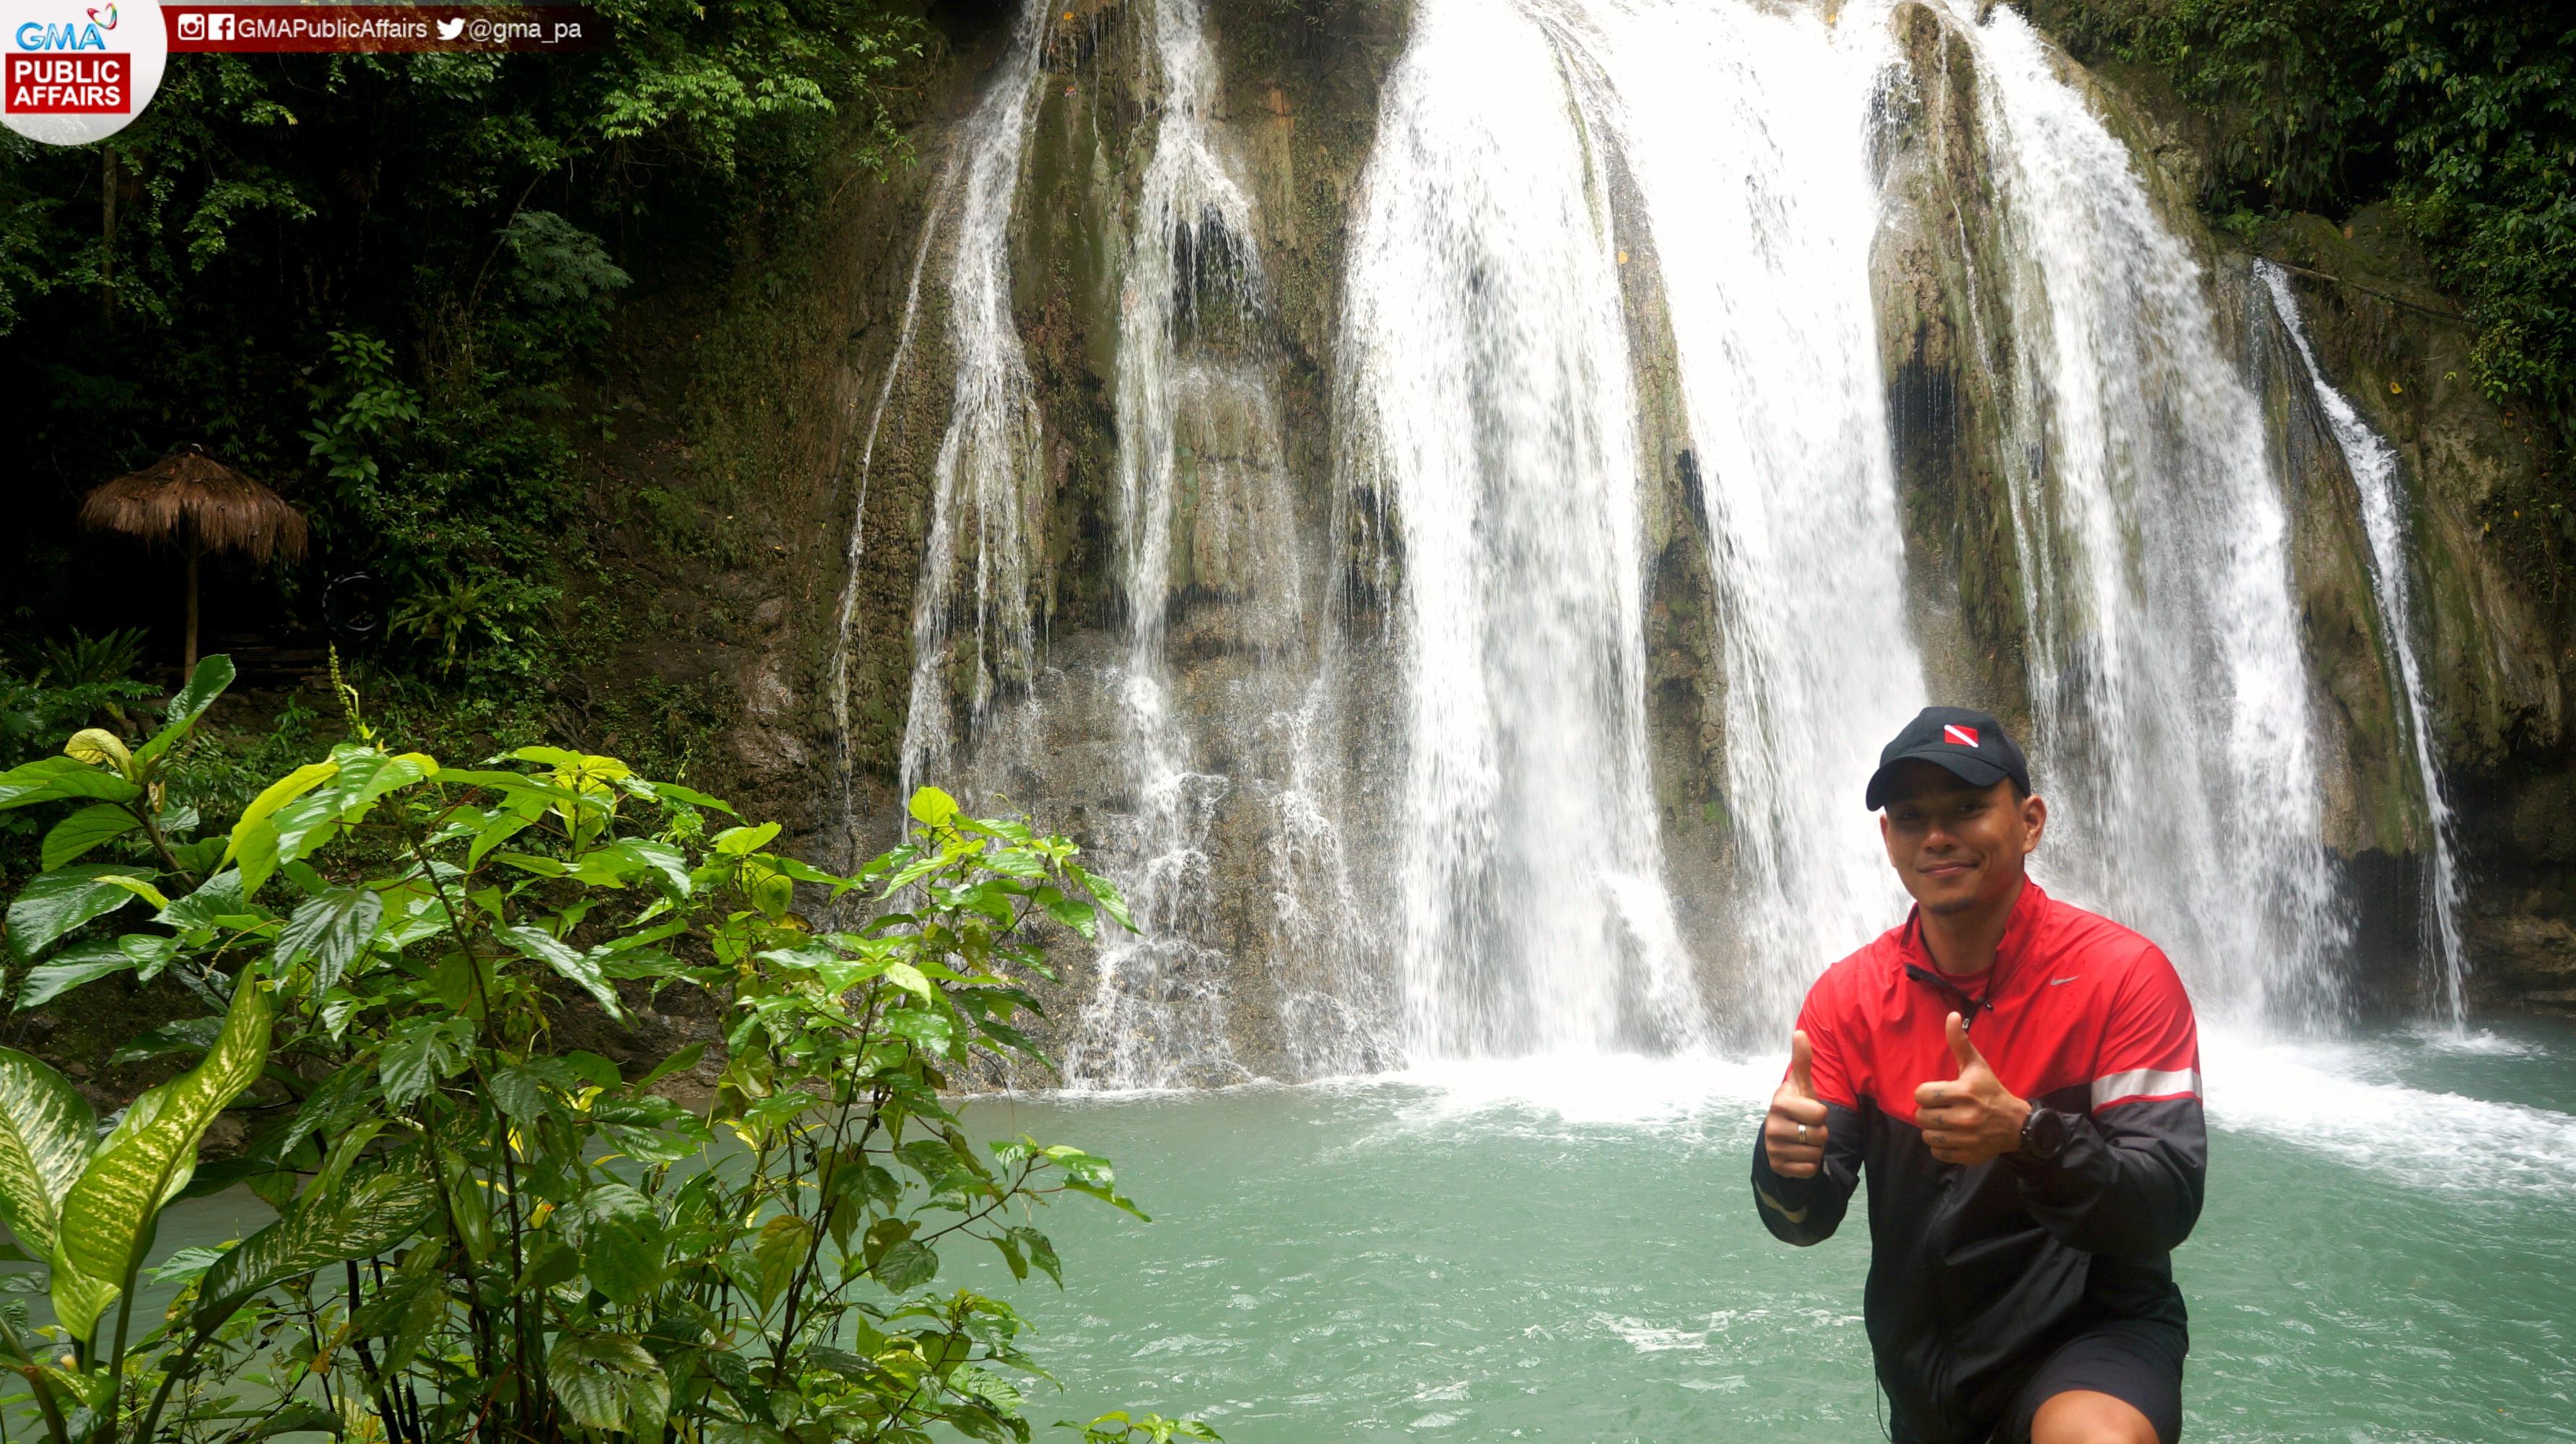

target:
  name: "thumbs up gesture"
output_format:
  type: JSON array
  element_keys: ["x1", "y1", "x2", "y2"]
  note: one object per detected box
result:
[
  {"x1": 1763, "y1": 1030, "x2": 1831, "y2": 1178},
  {"x1": 1914, "y1": 1012, "x2": 2032, "y2": 1166}
]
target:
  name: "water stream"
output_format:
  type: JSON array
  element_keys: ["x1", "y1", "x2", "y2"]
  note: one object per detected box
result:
[
  {"x1": 1335, "y1": 0, "x2": 1698, "y2": 1061},
  {"x1": 1959, "y1": 4, "x2": 2344, "y2": 1029},
  {"x1": 894, "y1": 1, "x2": 1053, "y2": 796},
  {"x1": 2259, "y1": 259, "x2": 2471, "y2": 1026}
]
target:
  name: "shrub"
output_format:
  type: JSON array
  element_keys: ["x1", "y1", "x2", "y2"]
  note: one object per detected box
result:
[{"x1": 0, "y1": 656, "x2": 1204, "y2": 1444}]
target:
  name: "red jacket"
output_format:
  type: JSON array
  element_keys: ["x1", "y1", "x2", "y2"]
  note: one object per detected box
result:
[{"x1": 1750, "y1": 880, "x2": 2206, "y2": 1443}]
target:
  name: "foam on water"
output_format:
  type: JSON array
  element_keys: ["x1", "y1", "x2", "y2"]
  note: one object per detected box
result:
[
  {"x1": 1341, "y1": 1034, "x2": 2576, "y2": 1201},
  {"x1": 2401, "y1": 1027, "x2": 2538, "y2": 1058},
  {"x1": 1384, "y1": 1052, "x2": 1777, "y2": 1128},
  {"x1": 2202, "y1": 1031, "x2": 2576, "y2": 1196}
]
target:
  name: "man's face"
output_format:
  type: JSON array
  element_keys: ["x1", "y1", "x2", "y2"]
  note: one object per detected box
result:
[{"x1": 1876, "y1": 762, "x2": 2047, "y2": 916}]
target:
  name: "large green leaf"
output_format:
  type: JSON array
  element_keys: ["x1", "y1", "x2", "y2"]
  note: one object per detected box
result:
[
  {"x1": 52, "y1": 978, "x2": 271, "y2": 1340},
  {"x1": 230, "y1": 749, "x2": 439, "y2": 898},
  {"x1": 273, "y1": 887, "x2": 383, "y2": 994},
  {"x1": 907, "y1": 786, "x2": 960, "y2": 827},
  {"x1": 502, "y1": 925, "x2": 623, "y2": 1019},
  {"x1": 14, "y1": 940, "x2": 135, "y2": 1007},
  {"x1": 549, "y1": 1332, "x2": 669, "y2": 1434},
  {"x1": 378, "y1": 1016, "x2": 472, "y2": 1108},
  {"x1": 751, "y1": 1213, "x2": 812, "y2": 1313},
  {"x1": 6, "y1": 865, "x2": 157, "y2": 962},
  {"x1": 131, "y1": 655, "x2": 236, "y2": 768},
  {"x1": 582, "y1": 1214, "x2": 666, "y2": 1306},
  {"x1": 221, "y1": 760, "x2": 336, "y2": 897},
  {"x1": 194, "y1": 1166, "x2": 436, "y2": 1324},
  {"x1": 0, "y1": 757, "x2": 142, "y2": 812},
  {"x1": 0, "y1": 1049, "x2": 96, "y2": 1258},
  {"x1": 38, "y1": 804, "x2": 140, "y2": 871}
]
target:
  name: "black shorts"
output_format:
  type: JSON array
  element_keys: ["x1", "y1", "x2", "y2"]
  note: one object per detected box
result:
[{"x1": 1994, "y1": 1319, "x2": 2185, "y2": 1444}]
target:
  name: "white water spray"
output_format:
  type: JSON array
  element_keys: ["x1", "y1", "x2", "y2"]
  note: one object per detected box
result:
[
  {"x1": 1547, "y1": 0, "x2": 1931, "y2": 1030},
  {"x1": 897, "y1": 3, "x2": 1053, "y2": 794},
  {"x1": 2260, "y1": 260, "x2": 2469, "y2": 1025},
  {"x1": 1337, "y1": 0, "x2": 1702, "y2": 1059},
  {"x1": 1058, "y1": 0, "x2": 1292, "y2": 1087}
]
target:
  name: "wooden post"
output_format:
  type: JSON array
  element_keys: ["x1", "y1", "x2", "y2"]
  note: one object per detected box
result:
[{"x1": 184, "y1": 545, "x2": 199, "y2": 676}]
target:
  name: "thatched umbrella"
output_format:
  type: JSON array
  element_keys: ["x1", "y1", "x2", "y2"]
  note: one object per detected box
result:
[{"x1": 80, "y1": 445, "x2": 309, "y2": 674}]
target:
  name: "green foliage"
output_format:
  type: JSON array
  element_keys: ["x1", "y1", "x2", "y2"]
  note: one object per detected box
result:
[
  {"x1": 0, "y1": 2, "x2": 934, "y2": 700},
  {"x1": 2039, "y1": 0, "x2": 2575, "y2": 454},
  {"x1": 0, "y1": 658, "x2": 1211, "y2": 1444}
]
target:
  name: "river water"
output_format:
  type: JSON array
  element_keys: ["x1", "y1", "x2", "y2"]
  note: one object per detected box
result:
[
  {"x1": 953, "y1": 1025, "x2": 2576, "y2": 1443},
  {"x1": 116, "y1": 1025, "x2": 2576, "y2": 1440}
]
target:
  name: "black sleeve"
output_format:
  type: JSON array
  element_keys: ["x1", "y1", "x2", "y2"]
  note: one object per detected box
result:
[
  {"x1": 2004, "y1": 1097, "x2": 2206, "y2": 1256},
  {"x1": 1749, "y1": 1100, "x2": 1865, "y2": 1247}
]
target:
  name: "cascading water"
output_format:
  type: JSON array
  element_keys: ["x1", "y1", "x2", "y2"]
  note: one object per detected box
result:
[
  {"x1": 853, "y1": 0, "x2": 2459, "y2": 1085},
  {"x1": 1955, "y1": 3, "x2": 2346, "y2": 1026},
  {"x1": 1335, "y1": 0, "x2": 1702, "y2": 1060},
  {"x1": 1056, "y1": 0, "x2": 1294, "y2": 1087},
  {"x1": 896, "y1": 4, "x2": 1052, "y2": 796},
  {"x1": 1542, "y1": 0, "x2": 1933, "y2": 1032},
  {"x1": 2260, "y1": 260, "x2": 2470, "y2": 1026}
]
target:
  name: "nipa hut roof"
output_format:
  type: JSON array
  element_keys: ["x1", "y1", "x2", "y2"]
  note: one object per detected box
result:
[{"x1": 80, "y1": 445, "x2": 309, "y2": 565}]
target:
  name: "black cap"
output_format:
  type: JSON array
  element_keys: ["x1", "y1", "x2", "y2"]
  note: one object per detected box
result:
[{"x1": 1863, "y1": 706, "x2": 2032, "y2": 811}]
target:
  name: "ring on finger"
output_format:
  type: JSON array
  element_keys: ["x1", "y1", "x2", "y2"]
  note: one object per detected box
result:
[{"x1": 1795, "y1": 1122, "x2": 1810, "y2": 1146}]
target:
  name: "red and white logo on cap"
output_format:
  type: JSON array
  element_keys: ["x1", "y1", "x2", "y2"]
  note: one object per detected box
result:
[{"x1": 1943, "y1": 724, "x2": 1980, "y2": 747}]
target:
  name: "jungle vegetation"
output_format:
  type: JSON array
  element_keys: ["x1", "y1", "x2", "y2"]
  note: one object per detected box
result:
[
  {"x1": 0, "y1": 655, "x2": 1212, "y2": 1444},
  {"x1": 2035, "y1": 0, "x2": 2575, "y2": 477}
]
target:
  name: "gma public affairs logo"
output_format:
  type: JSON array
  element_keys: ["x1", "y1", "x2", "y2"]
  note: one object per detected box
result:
[{"x1": 1, "y1": 0, "x2": 166, "y2": 144}]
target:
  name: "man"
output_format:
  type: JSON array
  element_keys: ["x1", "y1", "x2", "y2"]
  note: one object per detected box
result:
[{"x1": 1751, "y1": 706, "x2": 2205, "y2": 1444}]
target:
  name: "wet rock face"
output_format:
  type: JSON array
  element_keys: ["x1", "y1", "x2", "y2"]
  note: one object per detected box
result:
[
  {"x1": 1871, "y1": 1, "x2": 2030, "y2": 731},
  {"x1": 2234, "y1": 212, "x2": 2570, "y2": 1013}
]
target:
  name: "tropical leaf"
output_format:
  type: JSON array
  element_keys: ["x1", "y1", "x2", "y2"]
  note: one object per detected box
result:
[
  {"x1": 378, "y1": 1016, "x2": 472, "y2": 1108},
  {"x1": 0, "y1": 1049, "x2": 96, "y2": 1258},
  {"x1": 907, "y1": 786, "x2": 959, "y2": 827},
  {"x1": 131, "y1": 654, "x2": 237, "y2": 767},
  {"x1": 222, "y1": 760, "x2": 336, "y2": 897},
  {"x1": 60, "y1": 729, "x2": 132, "y2": 775},
  {"x1": 108, "y1": 1015, "x2": 223, "y2": 1066},
  {"x1": 6, "y1": 865, "x2": 157, "y2": 962},
  {"x1": 39, "y1": 803, "x2": 140, "y2": 871},
  {"x1": 274, "y1": 886, "x2": 383, "y2": 993},
  {"x1": 502, "y1": 925, "x2": 623, "y2": 1018},
  {"x1": 52, "y1": 977, "x2": 271, "y2": 1340},
  {"x1": 751, "y1": 1214, "x2": 811, "y2": 1312},
  {"x1": 195, "y1": 1166, "x2": 437, "y2": 1323},
  {"x1": 14, "y1": 940, "x2": 135, "y2": 1006},
  {"x1": 0, "y1": 756, "x2": 142, "y2": 812},
  {"x1": 548, "y1": 1332, "x2": 669, "y2": 1434},
  {"x1": 583, "y1": 1215, "x2": 666, "y2": 1306}
]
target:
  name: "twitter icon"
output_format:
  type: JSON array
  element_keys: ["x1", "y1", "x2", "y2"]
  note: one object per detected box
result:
[{"x1": 436, "y1": 16, "x2": 466, "y2": 40}]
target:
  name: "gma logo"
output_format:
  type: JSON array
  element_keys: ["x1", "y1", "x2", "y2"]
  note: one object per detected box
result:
[{"x1": 15, "y1": 22, "x2": 113, "y2": 50}]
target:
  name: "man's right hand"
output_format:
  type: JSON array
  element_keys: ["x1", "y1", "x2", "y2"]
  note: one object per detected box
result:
[{"x1": 1764, "y1": 1030, "x2": 1830, "y2": 1178}]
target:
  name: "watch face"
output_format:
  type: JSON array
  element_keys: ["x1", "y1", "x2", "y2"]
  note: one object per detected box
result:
[{"x1": 2027, "y1": 1109, "x2": 2066, "y2": 1157}]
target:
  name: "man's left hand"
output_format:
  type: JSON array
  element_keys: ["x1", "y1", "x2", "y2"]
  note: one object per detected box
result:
[{"x1": 1914, "y1": 1012, "x2": 2031, "y2": 1166}]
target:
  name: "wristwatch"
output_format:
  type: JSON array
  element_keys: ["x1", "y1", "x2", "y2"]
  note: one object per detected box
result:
[{"x1": 2019, "y1": 1106, "x2": 2069, "y2": 1162}]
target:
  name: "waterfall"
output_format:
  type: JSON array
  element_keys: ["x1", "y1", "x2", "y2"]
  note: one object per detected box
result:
[
  {"x1": 1057, "y1": 0, "x2": 1291, "y2": 1087},
  {"x1": 1956, "y1": 4, "x2": 2345, "y2": 1026},
  {"x1": 2260, "y1": 260, "x2": 2469, "y2": 1026},
  {"x1": 850, "y1": 0, "x2": 2442, "y2": 1084},
  {"x1": 1545, "y1": 0, "x2": 1931, "y2": 1031},
  {"x1": 897, "y1": 1, "x2": 1053, "y2": 795},
  {"x1": 1336, "y1": 0, "x2": 1702, "y2": 1059}
]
